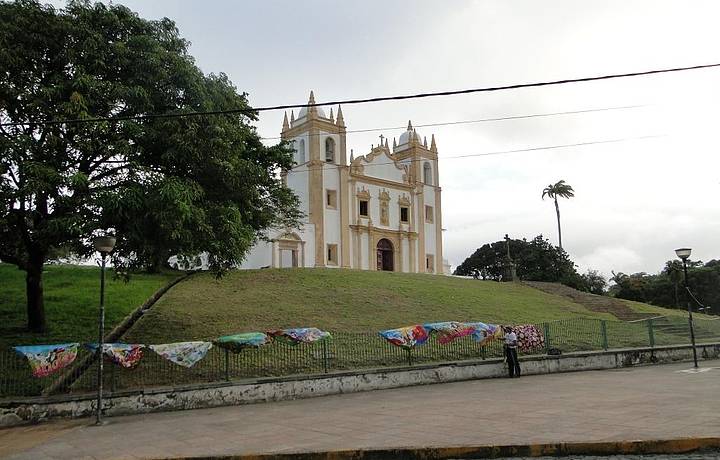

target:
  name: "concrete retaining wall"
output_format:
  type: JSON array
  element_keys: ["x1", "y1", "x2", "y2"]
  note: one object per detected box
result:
[{"x1": 2, "y1": 342, "x2": 718, "y2": 428}]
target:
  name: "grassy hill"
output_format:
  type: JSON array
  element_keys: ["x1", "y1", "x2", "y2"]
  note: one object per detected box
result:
[
  {"x1": 0, "y1": 263, "x2": 178, "y2": 348},
  {"x1": 2, "y1": 264, "x2": 711, "y2": 348},
  {"x1": 124, "y1": 268, "x2": 693, "y2": 343}
]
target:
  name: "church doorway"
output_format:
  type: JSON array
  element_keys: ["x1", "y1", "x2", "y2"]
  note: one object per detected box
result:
[{"x1": 376, "y1": 238, "x2": 394, "y2": 271}]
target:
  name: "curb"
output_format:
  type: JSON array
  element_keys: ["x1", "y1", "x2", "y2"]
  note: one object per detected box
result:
[{"x1": 158, "y1": 437, "x2": 720, "y2": 459}]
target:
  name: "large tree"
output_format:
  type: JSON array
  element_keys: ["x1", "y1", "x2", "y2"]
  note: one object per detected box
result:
[
  {"x1": 0, "y1": 1, "x2": 300, "y2": 332},
  {"x1": 454, "y1": 235, "x2": 584, "y2": 288},
  {"x1": 541, "y1": 180, "x2": 574, "y2": 249}
]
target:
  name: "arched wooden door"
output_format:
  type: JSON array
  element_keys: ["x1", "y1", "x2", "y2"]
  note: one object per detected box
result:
[{"x1": 376, "y1": 238, "x2": 394, "y2": 271}]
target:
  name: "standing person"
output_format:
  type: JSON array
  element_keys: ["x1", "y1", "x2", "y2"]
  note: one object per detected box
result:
[{"x1": 503, "y1": 326, "x2": 521, "y2": 378}]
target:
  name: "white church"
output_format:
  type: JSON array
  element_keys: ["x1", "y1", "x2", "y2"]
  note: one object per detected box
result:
[{"x1": 240, "y1": 91, "x2": 447, "y2": 274}]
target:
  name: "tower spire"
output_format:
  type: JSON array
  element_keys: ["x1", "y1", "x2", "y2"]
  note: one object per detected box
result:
[
  {"x1": 392, "y1": 137, "x2": 397, "y2": 149},
  {"x1": 329, "y1": 107, "x2": 334, "y2": 122},
  {"x1": 336, "y1": 105, "x2": 345, "y2": 127},
  {"x1": 290, "y1": 110, "x2": 295, "y2": 123},
  {"x1": 430, "y1": 134, "x2": 437, "y2": 152},
  {"x1": 307, "y1": 90, "x2": 317, "y2": 117},
  {"x1": 282, "y1": 111, "x2": 289, "y2": 131},
  {"x1": 407, "y1": 120, "x2": 413, "y2": 130},
  {"x1": 423, "y1": 136, "x2": 428, "y2": 148}
]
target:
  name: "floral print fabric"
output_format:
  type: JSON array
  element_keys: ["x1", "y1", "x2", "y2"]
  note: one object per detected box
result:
[
  {"x1": 14, "y1": 343, "x2": 80, "y2": 378},
  {"x1": 424, "y1": 322, "x2": 477, "y2": 344},
  {"x1": 466, "y1": 322, "x2": 503, "y2": 346},
  {"x1": 149, "y1": 341, "x2": 213, "y2": 368},
  {"x1": 214, "y1": 332, "x2": 271, "y2": 353},
  {"x1": 379, "y1": 325, "x2": 430, "y2": 349},
  {"x1": 86, "y1": 343, "x2": 144, "y2": 369},
  {"x1": 267, "y1": 328, "x2": 331, "y2": 345},
  {"x1": 510, "y1": 324, "x2": 545, "y2": 352}
]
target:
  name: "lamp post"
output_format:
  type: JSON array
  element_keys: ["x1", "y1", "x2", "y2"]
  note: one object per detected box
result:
[
  {"x1": 92, "y1": 235, "x2": 116, "y2": 425},
  {"x1": 675, "y1": 247, "x2": 698, "y2": 368}
]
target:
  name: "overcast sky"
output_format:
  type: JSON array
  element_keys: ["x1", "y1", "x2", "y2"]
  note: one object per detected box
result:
[{"x1": 64, "y1": 0, "x2": 720, "y2": 277}]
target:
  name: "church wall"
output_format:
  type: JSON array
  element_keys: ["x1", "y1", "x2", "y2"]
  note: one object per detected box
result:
[
  {"x1": 360, "y1": 155, "x2": 405, "y2": 183},
  {"x1": 323, "y1": 163, "x2": 341, "y2": 267},
  {"x1": 239, "y1": 240, "x2": 272, "y2": 269},
  {"x1": 287, "y1": 166, "x2": 309, "y2": 218},
  {"x1": 360, "y1": 232, "x2": 369, "y2": 270}
]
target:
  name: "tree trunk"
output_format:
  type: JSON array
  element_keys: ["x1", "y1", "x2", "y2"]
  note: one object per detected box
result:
[
  {"x1": 554, "y1": 198, "x2": 562, "y2": 249},
  {"x1": 26, "y1": 254, "x2": 47, "y2": 333}
]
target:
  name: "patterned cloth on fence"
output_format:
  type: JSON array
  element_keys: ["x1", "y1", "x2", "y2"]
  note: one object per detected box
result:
[
  {"x1": 509, "y1": 324, "x2": 545, "y2": 352},
  {"x1": 423, "y1": 322, "x2": 476, "y2": 344},
  {"x1": 378, "y1": 325, "x2": 430, "y2": 349},
  {"x1": 13, "y1": 343, "x2": 80, "y2": 378},
  {"x1": 267, "y1": 328, "x2": 331, "y2": 345},
  {"x1": 214, "y1": 332, "x2": 271, "y2": 353},
  {"x1": 466, "y1": 322, "x2": 503, "y2": 346},
  {"x1": 148, "y1": 341, "x2": 213, "y2": 368},
  {"x1": 86, "y1": 343, "x2": 144, "y2": 368}
]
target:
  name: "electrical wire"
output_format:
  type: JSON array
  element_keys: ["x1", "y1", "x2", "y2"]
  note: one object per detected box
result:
[
  {"x1": 260, "y1": 104, "x2": 646, "y2": 140},
  {"x1": 2, "y1": 61, "x2": 718, "y2": 127},
  {"x1": 281, "y1": 134, "x2": 665, "y2": 174}
]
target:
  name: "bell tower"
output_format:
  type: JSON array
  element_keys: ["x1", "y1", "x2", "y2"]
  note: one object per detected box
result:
[{"x1": 280, "y1": 91, "x2": 349, "y2": 267}]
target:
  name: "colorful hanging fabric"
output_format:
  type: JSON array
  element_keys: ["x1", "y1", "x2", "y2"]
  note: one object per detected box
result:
[
  {"x1": 267, "y1": 328, "x2": 331, "y2": 345},
  {"x1": 86, "y1": 343, "x2": 144, "y2": 368},
  {"x1": 423, "y1": 322, "x2": 476, "y2": 344},
  {"x1": 467, "y1": 322, "x2": 503, "y2": 346},
  {"x1": 510, "y1": 324, "x2": 545, "y2": 352},
  {"x1": 149, "y1": 341, "x2": 213, "y2": 368},
  {"x1": 14, "y1": 343, "x2": 80, "y2": 378},
  {"x1": 214, "y1": 332, "x2": 271, "y2": 353},
  {"x1": 378, "y1": 325, "x2": 430, "y2": 349}
]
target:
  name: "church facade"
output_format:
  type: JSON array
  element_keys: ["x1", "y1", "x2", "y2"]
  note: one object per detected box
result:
[{"x1": 240, "y1": 92, "x2": 444, "y2": 273}]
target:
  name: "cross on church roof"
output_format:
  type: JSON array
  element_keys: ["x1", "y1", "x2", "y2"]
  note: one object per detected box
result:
[{"x1": 379, "y1": 134, "x2": 385, "y2": 145}]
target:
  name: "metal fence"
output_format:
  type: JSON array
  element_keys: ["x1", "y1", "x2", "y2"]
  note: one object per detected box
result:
[{"x1": 2, "y1": 316, "x2": 720, "y2": 398}]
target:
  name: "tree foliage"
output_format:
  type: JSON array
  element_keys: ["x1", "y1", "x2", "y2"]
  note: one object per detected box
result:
[
  {"x1": 0, "y1": 0, "x2": 301, "y2": 331},
  {"x1": 610, "y1": 260, "x2": 719, "y2": 313},
  {"x1": 454, "y1": 235, "x2": 587, "y2": 288},
  {"x1": 541, "y1": 179, "x2": 574, "y2": 249}
]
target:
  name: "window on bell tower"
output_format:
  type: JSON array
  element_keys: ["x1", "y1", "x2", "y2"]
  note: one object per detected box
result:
[
  {"x1": 423, "y1": 162, "x2": 432, "y2": 185},
  {"x1": 325, "y1": 137, "x2": 335, "y2": 163}
]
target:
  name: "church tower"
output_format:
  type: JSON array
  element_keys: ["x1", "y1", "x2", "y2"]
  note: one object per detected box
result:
[
  {"x1": 391, "y1": 121, "x2": 443, "y2": 273},
  {"x1": 280, "y1": 92, "x2": 350, "y2": 267}
]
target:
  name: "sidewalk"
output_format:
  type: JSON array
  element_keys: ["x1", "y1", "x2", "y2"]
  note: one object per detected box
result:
[{"x1": 2, "y1": 360, "x2": 719, "y2": 459}]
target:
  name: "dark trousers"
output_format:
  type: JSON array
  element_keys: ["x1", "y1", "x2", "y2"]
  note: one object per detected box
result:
[{"x1": 505, "y1": 346, "x2": 521, "y2": 377}]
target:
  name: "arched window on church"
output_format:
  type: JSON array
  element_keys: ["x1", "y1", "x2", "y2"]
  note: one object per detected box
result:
[
  {"x1": 297, "y1": 139, "x2": 306, "y2": 164},
  {"x1": 325, "y1": 137, "x2": 335, "y2": 163},
  {"x1": 423, "y1": 162, "x2": 432, "y2": 185}
]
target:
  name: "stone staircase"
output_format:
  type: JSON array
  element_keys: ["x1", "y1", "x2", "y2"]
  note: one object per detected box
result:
[{"x1": 523, "y1": 281, "x2": 657, "y2": 322}]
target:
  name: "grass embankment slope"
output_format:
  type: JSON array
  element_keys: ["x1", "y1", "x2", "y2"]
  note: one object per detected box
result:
[
  {"x1": 126, "y1": 268, "x2": 683, "y2": 343},
  {"x1": 0, "y1": 263, "x2": 177, "y2": 348}
]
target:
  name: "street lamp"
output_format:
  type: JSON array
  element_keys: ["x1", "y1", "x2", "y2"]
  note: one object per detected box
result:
[
  {"x1": 92, "y1": 235, "x2": 116, "y2": 425},
  {"x1": 674, "y1": 247, "x2": 698, "y2": 368}
]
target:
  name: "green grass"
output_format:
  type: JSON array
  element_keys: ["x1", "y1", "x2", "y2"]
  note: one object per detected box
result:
[
  {"x1": 0, "y1": 263, "x2": 178, "y2": 349},
  {"x1": 128, "y1": 268, "x2": 655, "y2": 343}
]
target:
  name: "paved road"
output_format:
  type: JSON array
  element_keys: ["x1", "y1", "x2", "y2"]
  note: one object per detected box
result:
[
  {"x1": 2, "y1": 360, "x2": 719, "y2": 459},
  {"x1": 495, "y1": 455, "x2": 720, "y2": 460}
]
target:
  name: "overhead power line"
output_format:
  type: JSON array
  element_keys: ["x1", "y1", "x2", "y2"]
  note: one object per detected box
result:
[
  {"x1": 1, "y1": 62, "x2": 718, "y2": 128},
  {"x1": 282, "y1": 134, "x2": 665, "y2": 174},
  {"x1": 260, "y1": 104, "x2": 646, "y2": 140}
]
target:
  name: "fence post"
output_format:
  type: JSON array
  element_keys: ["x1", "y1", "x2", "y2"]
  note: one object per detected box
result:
[
  {"x1": 224, "y1": 349, "x2": 230, "y2": 381},
  {"x1": 322, "y1": 339, "x2": 329, "y2": 373},
  {"x1": 647, "y1": 318, "x2": 655, "y2": 348},
  {"x1": 406, "y1": 348, "x2": 413, "y2": 366},
  {"x1": 601, "y1": 320, "x2": 608, "y2": 351},
  {"x1": 543, "y1": 322, "x2": 551, "y2": 354}
]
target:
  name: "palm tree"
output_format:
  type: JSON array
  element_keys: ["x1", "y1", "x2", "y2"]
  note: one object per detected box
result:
[{"x1": 542, "y1": 180, "x2": 575, "y2": 249}]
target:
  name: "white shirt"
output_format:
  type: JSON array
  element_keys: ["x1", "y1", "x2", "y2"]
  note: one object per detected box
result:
[{"x1": 504, "y1": 331, "x2": 517, "y2": 348}]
